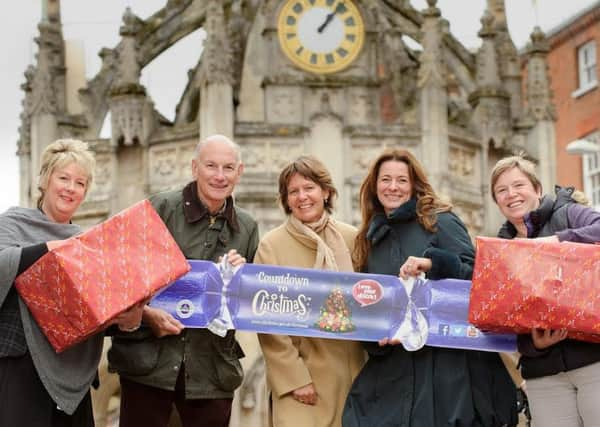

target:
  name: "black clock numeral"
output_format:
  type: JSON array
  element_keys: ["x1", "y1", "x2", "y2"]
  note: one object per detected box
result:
[
  {"x1": 345, "y1": 17, "x2": 355, "y2": 26},
  {"x1": 346, "y1": 34, "x2": 356, "y2": 42},
  {"x1": 287, "y1": 33, "x2": 296, "y2": 39},
  {"x1": 293, "y1": 3, "x2": 303, "y2": 14},
  {"x1": 296, "y1": 46, "x2": 304, "y2": 55},
  {"x1": 308, "y1": 0, "x2": 316, "y2": 4},
  {"x1": 310, "y1": 53, "x2": 318, "y2": 64},
  {"x1": 335, "y1": 3, "x2": 347, "y2": 14},
  {"x1": 287, "y1": 16, "x2": 296, "y2": 25},
  {"x1": 326, "y1": 0, "x2": 335, "y2": 6},
  {"x1": 326, "y1": 54, "x2": 335, "y2": 64},
  {"x1": 337, "y1": 48, "x2": 348, "y2": 57}
]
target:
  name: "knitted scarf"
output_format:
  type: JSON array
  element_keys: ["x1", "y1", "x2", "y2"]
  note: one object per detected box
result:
[{"x1": 285, "y1": 212, "x2": 353, "y2": 272}]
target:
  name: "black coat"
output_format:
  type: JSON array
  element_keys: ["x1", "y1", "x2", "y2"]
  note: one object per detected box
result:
[{"x1": 343, "y1": 200, "x2": 517, "y2": 427}]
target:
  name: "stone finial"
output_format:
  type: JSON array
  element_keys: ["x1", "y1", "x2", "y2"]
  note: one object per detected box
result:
[
  {"x1": 486, "y1": 0, "x2": 507, "y2": 29},
  {"x1": 113, "y1": 7, "x2": 143, "y2": 89},
  {"x1": 422, "y1": 0, "x2": 441, "y2": 18},
  {"x1": 478, "y1": 10, "x2": 495, "y2": 38},
  {"x1": 42, "y1": 0, "x2": 61, "y2": 24},
  {"x1": 417, "y1": 0, "x2": 445, "y2": 88},
  {"x1": 120, "y1": 7, "x2": 139, "y2": 37},
  {"x1": 528, "y1": 26, "x2": 550, "y2": 54}
]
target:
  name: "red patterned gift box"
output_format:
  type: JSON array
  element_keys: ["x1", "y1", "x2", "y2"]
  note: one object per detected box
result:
[
  {"x1": 469, "y1": 236, "x2": 600, "y2": 343},
  {"x1": 15, "y1": 199, "x2": 190, "y2": 352}
]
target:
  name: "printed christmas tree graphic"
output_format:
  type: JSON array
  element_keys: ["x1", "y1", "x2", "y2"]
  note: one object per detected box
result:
[{"x1": 315, "y1": 287, "x2": 355, "y2": 332}]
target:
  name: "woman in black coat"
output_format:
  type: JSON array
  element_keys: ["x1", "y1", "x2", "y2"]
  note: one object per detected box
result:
[{"x1": 342, "y1": 148, "x2": 517, "y2": 427}]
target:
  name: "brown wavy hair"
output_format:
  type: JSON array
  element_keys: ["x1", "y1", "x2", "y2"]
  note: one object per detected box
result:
[
  {"x1": 353, "y1": 148, "x2": 452, "y2": 271},
  {"x1": 278, "y1": 155, "x2": 338, "y2": 215}
]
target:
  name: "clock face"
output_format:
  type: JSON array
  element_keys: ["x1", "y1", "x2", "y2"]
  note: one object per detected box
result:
[{"x1": 277, "y1": 0, "x2": 365, "y2": 74}]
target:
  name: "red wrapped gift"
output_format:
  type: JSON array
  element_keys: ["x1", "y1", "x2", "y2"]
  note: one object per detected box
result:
[
  {"x1": 15, "y1": 199, "x2": 190, "y2": 352},
  {"x1": 469, "y1": 236, "x2": 600, "y2": 343}
]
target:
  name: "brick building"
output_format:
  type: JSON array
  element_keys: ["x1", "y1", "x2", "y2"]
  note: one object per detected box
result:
[{"x1": 538, "y1": 2, "x2": 600, "y2": 206}]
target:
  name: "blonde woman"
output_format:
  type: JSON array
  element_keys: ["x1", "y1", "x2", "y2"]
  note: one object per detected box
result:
[{"x1": 0, "y1": 139, "x2": 142, "y2": 427}]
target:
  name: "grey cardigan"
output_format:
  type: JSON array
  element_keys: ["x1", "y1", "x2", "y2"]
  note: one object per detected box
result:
[{"x1": 0, "y1": 207, "x2": 104, "y2": 414}]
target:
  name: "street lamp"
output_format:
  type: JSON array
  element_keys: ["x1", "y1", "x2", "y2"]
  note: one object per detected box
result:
[{"x1": 566, "y1": 138, "x2": 600, "y2": 155}]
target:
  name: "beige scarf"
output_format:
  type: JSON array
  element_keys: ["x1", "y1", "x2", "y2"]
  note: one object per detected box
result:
[{"x1": 285, "y1": 212, "x2": 353, "y2": 272}]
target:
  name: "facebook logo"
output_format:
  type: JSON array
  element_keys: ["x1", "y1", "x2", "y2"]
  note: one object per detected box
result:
[{"x1": 438, "y1": 324, "x2": 450, "y2": 336}]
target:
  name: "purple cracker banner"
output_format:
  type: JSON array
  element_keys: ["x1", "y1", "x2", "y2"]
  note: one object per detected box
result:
[{"x1": 150, "y1": 260, "x2": 516, "y2": 352}]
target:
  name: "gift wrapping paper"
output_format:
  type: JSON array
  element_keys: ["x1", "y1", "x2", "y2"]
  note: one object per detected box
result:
[
  {"x1": 469, "y1": 236, "x2": 600, "y2": 343},
  {"x1": 151, "y1": 260, "x2": 516, "y2": 352},
  {"x1": 16, "y1": 199, "x2": 190, "y2": 352}
]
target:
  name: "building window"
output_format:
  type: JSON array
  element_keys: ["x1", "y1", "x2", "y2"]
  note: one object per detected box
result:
[
  {"x1": 573, "y1": 41, "x2": 598, "y2": 98},
  {"x1": 583, "y1": 131, "x2": 600, "y2": 209}
]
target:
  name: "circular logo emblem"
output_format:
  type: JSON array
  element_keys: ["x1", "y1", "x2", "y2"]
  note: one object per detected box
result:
[{"x1": 176, "y1": 299, "x2": 195, "y2": 319}]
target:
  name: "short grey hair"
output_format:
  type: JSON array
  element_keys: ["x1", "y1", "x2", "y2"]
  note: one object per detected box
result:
[
  {"x1": 194, "y1": 134, "x2": 242, "y2": 163},
  {"x1": 37, "y1": 139, "x2": 96, "y2": 208}
]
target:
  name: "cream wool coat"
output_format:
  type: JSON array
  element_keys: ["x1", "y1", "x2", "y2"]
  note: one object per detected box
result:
[{"x1": 255, "y1": 220, "x2": 366, "y2": 427}]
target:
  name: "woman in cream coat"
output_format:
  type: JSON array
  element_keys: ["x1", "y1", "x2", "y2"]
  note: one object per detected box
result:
[{"x1": 255, "y1": 156, "x2": 365, "y2": 427}]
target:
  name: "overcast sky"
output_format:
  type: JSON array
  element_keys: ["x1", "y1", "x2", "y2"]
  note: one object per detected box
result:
[{"x1": 1, "y1": 0, "x2": 597, "y2": 213}]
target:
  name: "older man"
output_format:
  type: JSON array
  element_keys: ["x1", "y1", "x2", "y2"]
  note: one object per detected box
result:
[{"x1": 108, "y1": 135, "x2": 259, "y2": 427}]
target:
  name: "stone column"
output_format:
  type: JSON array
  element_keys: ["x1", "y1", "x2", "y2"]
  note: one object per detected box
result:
[
  {"x1": 27, "y1": 10, "x2": 66, "y2": 205},
  {"x1": 108, "y1": 7, "x2": 153, "y2": 211},
  {"x1": 524, "y1": 27, "x2": 557, "y2": 193},
  {"x1": 199, "y1": 0, "x2": 234, "y2": 140},
  {"x1": 64, "y1": 40, "x2": 86, "y2": 115},
  {"x1": 308, "y1": 93, "x2": 347, "y2": 220},
  {"x1": 418, "y1": 0, "x2": 449, "y2": 196},
  {"x1": 487, "y1": 0, "x2": 522, "y2": 121},
  {"x1": 468, "y1": 11, "x2": 511, "y2": 149},
  {"x1": 109, "y1": 7, "x2": 150, "y2": 148}
]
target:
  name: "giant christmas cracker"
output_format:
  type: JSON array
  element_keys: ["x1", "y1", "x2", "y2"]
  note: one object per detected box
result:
[
  {"x1": 151, "y1": 259, "x2": 516, "y2": 352},
  {"x1": 469, "y1": 236, "x2": 600, "y2": 343},
  {"x1": 15, "y1": 200, "x2": 191, "y2": 352}
]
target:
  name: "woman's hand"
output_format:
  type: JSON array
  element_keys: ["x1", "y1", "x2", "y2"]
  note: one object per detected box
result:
[
  {"x1": 292, "y1": 383, "x2": 318, "y2": 405},
  {"x1": 378, "y1": 337, "x2": 402, "y2": 347},
  {"x1": 399, "y1": 256, "x2": 432, "y2": 279},
  {"x1": 531, "y1": 328, "x2": 568, "y2": 350},
  {"x1": 46, "y1": 239, "x2": 69, "y2": 251},
  {"x1": 112, "y1": 300, "x2": 147, "y2": 332},
  {"x1": 142, "y1": 306, "x2": 184, "y2": 337},
  {"x1": 219, "y1": 249, "x2": 246, "y2": 268},
  {"x1": 535, "y1": 235, "x2": 559, "y2": 243}
]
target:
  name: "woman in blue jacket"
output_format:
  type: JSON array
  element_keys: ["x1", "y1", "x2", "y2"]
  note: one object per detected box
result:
[{"x1": 343, "y1": 148, "x2": 516, "y2": 427}]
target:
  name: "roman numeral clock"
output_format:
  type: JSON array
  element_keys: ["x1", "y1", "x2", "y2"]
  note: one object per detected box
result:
[{"x1": 277, "y1": 0, "x2": 365, "y2": 74}]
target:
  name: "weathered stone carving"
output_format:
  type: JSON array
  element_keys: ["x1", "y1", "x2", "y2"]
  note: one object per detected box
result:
[
  {"x1": 449, "y1": 145, "x2": 476, "y2": 178},
  {"x1": 266, "y1": 86, "x2": 303, "y2": 124},
  {"x1": 524, "y1": 27, "x2": 556, "y2": 122}
]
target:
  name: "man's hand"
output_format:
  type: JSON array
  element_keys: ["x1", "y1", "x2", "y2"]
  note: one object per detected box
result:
[
  {"x1": 143, "y1": 306, "x2": 184, "y2": 337},
  {"x1": 219, "y1": 248, "x2": 247, "y2": 268},
  {"x1": 112, "y1": 300, "x2": 147, "y2": 332},
  {"x1": 377, "y1": 337, "x2": 402, "y2": 347},
  {"x1": 531, "y1": 328, "x2": 568, "y2": 350},
  {"x1": 292, "y1": 383, "x2": 318, "y2": 405}
]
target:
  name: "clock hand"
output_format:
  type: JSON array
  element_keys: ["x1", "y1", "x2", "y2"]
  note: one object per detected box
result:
[
  {"x1": 317, "y1": 11, "x2": 335, "y2": 33},
  {"x1": 318, "y1": 2, "x2": 346, "y2": 33}
]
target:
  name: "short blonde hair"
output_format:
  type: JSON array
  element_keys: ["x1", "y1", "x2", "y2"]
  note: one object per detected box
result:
[
  {"x1": 490, "y1": 155, "x2": 542, "y2": 203},
  {"x1": 37, "y1": 139, "x2": 96, "y2": 208}
]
